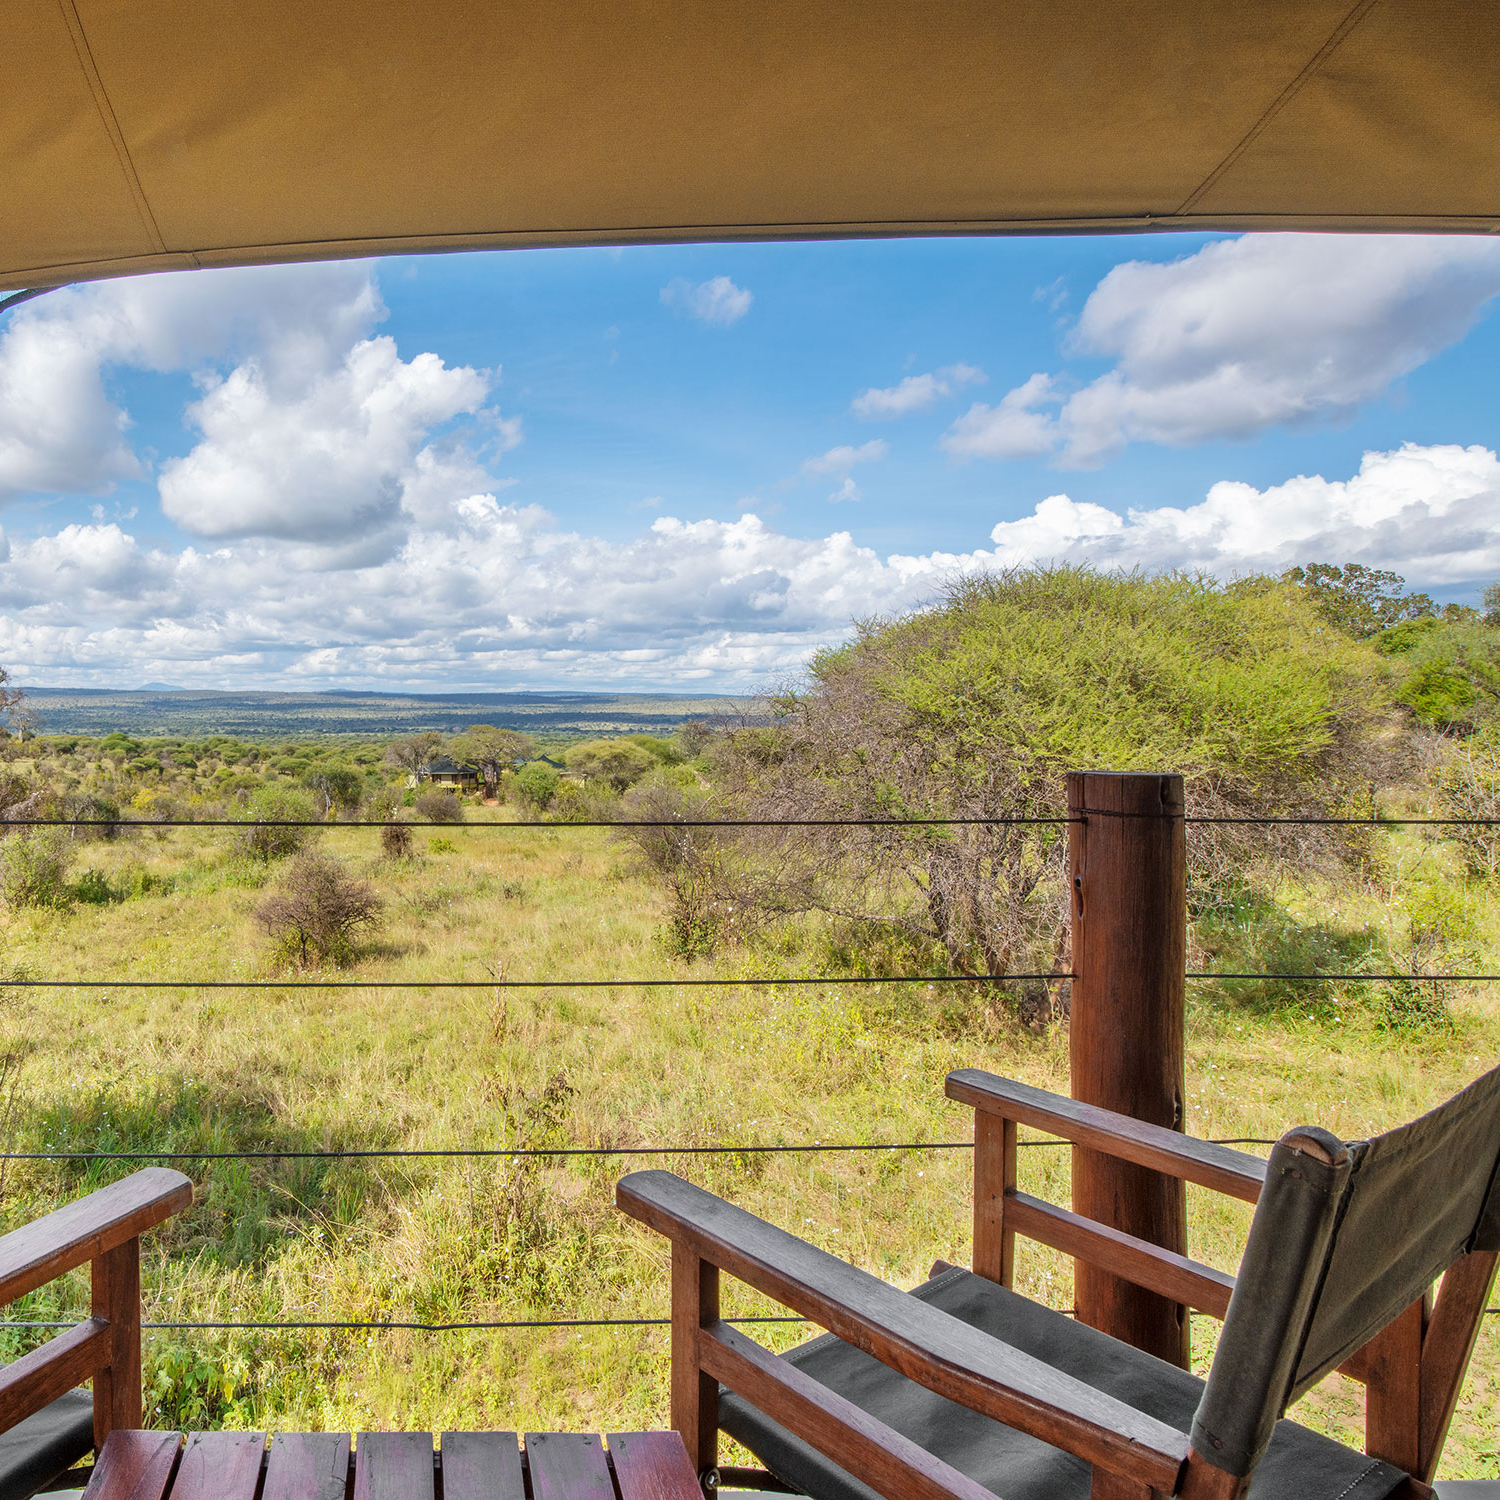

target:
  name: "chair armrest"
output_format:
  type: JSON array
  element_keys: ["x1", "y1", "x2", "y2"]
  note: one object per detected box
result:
[
  {"x1": 0, "y1": 1168, "x2": 192, "y2": 1306},
  {"x1": 617, "y1": 1170, "x2": 1189, "y2": 1493},
  {"x1": 946, "y1": 1070, "x2": 1266, "y2": 1204}
]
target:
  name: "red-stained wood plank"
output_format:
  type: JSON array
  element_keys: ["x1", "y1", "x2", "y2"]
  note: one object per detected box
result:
[
  {"x1": 82, "y1": 1429, "x2": 181, "y2": 1500},
  {"x1": 261, "y1": 1432, "x2": 350, "y2": 1500},
  {"x1": 0, "y1": 1169, "x2": 192, "y2": 1308},
  {"x1": 526, "y1": 1432, "x2": 615, "y2": 1500},
  {"x1": 607, "y1": 1431, "x2": 703, "y2": 1500},
  {"x1": 0, "y1": 1318, "x2": 109, "y2": 1432},
  {"x1": 440, "y1": 1431, "x2": 525, "y2": 1500},
  {"x1": 169, "y1": 1431, "x2": 265, "y2": 1500},
  {"x1": 353, "y1": 1431, "x2": 434, "y2": 1500}
]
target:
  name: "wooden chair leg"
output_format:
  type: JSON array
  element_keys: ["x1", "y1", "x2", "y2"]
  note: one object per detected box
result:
[
  {"x1": 973, "y1": 1114, "x2": 1016, "y2": 1286},
  {"x1": 671, "y1": 1242, "x2": 719, "y2": 1488},
  {"x1": 1364, "y1": 1297, "x2": 1427, "y2": 1473},
  {"x1": 91, "y1": 1237, "x2": 142, "y2": 1449},
  {"x1": 1417, "y1": 1249, "x2": 1499, "y2": 1482}
]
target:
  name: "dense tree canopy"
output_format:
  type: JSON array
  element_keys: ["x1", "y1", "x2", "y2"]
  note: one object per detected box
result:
[{"x1": 712, "y1": 566, "x2": 1392, "y2": 991}]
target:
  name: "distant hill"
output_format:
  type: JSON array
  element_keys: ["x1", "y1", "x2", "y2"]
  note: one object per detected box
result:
[{"x1": 22, "y1": 687, "x2": 739, "y2": 740}]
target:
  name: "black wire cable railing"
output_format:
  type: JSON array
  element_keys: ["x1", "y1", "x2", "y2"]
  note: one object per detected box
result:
[
  {"x1": 4, "y1": 814, "x2": 1500, "y2": 827},
  {"x1": 2, "y1": 804, "x2": 1497, "y2": 1336}
]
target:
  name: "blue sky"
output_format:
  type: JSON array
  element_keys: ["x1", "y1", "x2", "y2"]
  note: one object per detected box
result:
[{"x1": 2, "y1": 232, "x2": 1500, "y2": 690}]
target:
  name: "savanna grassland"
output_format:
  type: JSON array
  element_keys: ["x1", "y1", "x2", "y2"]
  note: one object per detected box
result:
[{"x1": 1, "y1": 565, "x2": 1499, "y2": 1483}]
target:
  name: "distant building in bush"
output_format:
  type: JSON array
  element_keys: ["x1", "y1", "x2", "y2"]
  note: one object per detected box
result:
[{"x1": 416, "y1": 756, "x2": 481, "y2": 791}]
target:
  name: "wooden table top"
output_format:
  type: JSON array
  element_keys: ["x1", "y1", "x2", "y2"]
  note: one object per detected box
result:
[{"x1": 83, "y1": 1428, "x2": 703, "y2": 1499}]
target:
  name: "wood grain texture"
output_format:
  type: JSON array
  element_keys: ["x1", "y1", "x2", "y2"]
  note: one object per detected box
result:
[
  {"x1": 699, "y1": 1321, "x2": 1001, "y2": 1500},
  {"x1": 972, "y1": 1113, "x2": 1015, "y2": 1286},
  {"x1": 526, "y1": 1432, "x2": 615, "y2": 1500},
  {"x1": 945, "y1": 1072, "x2": 1266, "y2": 1204},
  {"x1": 92, "y1": 1237, "x2": 141, "y2": 1446},
  {"x1": 1363, "y1": 1298, "x2": 1426, "y2": 1474},
  {"x1": 670, "y1": 1241, "x2": 718, "y2": 1478},
  {"x1": 1004, "y1": 1192, "x2": 1235, "y2": 1317},
  {"x1": 1176, "y1": 1450, "x2": 1249, "y2": 1499},
  {"x1": 606, "y1": 1431, "x2": 703, "y2": 1500},
  {"x1": 353, "y1": 1431, "x2": 433, "y2": 1500},
  {"x1": 0, "y1": 1317, "x2": 109, "y2": 1431},
  {"x1": 440, "y1": 1431, "x2": 525, "y2": 1499},
  {"x1": 1088, "y1": 1470, "x2": 1155, "y2": 1499},
  {"x1": 0, "y1": 1168, "x2": 191, "y2": 1307},
  {"x1": 1417, "y1": 1249, "x2": 1499, "y2": 1481},
  {"x1": 618, "y1": 1171, "x2": 1190, "y2": 1490},
  {"x1": 261, "y1": 1432, "x2": 351, "y2": 1500},
  {"x1": 169, "y1": 1431, "x2": 265, "y2": 1500},
  {"x1": 1067, "y1": 771, "x2": 1188, "y2": 1368},
  {"x1": 83, "y1": 1429, "x2": 182, "y2": 1500}
]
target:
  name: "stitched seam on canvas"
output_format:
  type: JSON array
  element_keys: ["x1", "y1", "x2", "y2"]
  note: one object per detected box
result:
[
  {"x1": 1175, "y1": 0, "x2": 1383, "y2": 216},
  {"x1": 1329, "y1": 1459, "x2": 1384, "y2": 1500},
  {"x1": 56, "y1": 0, "x2": 173, "y2": 258}
]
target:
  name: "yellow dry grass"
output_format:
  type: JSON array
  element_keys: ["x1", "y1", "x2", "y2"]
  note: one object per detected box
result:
[{"x1": 0, "y1": 808, "x2": 1495, "y2": 1480}]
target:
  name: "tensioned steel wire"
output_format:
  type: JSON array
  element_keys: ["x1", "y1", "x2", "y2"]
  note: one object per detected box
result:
[
  {"x1": 3, "y1": 807, "x2": 1496, "y2": 1331},
  {"x1": 6, "y1": 814, "x2": 1500, "y2": 827}
]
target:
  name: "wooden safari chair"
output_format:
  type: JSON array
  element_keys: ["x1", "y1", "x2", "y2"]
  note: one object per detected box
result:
[
  {"x1": 0, "y1": 1169, "x2": 191, "y2": 1499},
  {"x1": 617, "y1": 1064, "x2": 1500, "y2": 1500}
]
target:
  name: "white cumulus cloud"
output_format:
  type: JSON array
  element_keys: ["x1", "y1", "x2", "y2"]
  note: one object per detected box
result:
[
  {"x1": 5, "y1": 444, "x2": 1495, "y2": 692},
  {"x1": 802, "y1": 440, "x2": 888, "y2": 476},
  {"x1": 851, "y1": 363, "x2": 985, "y2": 419},
  {"x1": 0, "y1": 262, "x2": 520, "y2": 554},
  {"x1": 986, "y1": 443, "x2": 1500, "y2": 582},
  {"x1": 660, "y1": 275, "x2": 753, "y2": 327},
  {"x1": 0, "y1": 263, "x2": 385, "y2": 501},
  {"x1": 948, "y1": 234, "x2": 1500, "y2": 468},
  {"x1": 942, "y1": 374, "x2": 1060, "y2": 460},
  {"x1": 158, "y1": 338, "x2": 491, "y2": 543}
]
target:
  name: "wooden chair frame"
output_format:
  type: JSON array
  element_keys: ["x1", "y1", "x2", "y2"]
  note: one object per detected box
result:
[
  {"x1": 0, "y1": 1168, "x2": 192, "y2": 1456},
  {"x1": 617, "y1": 1071, "x2": 1499, "y2": 1500}
]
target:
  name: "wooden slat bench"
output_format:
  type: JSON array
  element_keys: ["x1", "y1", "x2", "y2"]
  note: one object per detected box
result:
[{"x1": 81, "y1": 1428, "x2": 703, "y2": 1499}]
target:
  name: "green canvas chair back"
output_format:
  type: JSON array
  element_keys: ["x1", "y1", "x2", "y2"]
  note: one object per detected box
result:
[{"x1": 1192, "y1": 1063, "x2": 1500, "y2": 1479}]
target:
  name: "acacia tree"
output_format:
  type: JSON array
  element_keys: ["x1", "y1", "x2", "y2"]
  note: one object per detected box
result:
[
  {"x1": 303, "y1": 764, "x2": 364, "y2": 818},
  {"x1": 448, "y1": 725, "x2": 535, "y2": 799},
  {"x1": 712, "y1": 567, "x2": 1390, "y2": 1006},
  {"x1": 1279, "y1": 563, "x2": 1438, "y2": 638},
  {"x1": 565, "y1": 739, "x2": 654, "y2": 791},
  {"x1": 384, "y1": 732, "x2": 443, "y2": 778}
]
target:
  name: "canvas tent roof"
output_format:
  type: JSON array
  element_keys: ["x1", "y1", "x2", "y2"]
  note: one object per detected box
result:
[{"x1": 5, "y1": 1, "x2": 1500, "y2": 295}]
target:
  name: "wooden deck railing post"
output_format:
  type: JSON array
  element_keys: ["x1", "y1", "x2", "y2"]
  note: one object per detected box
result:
[
  {"x1": 91, "y1": 1236, "x2": 143, "y2": 1447},
  {"x1": 1066, "y1": 771, "x2": 1189, "y2": 1368},
  {"x1": 670, "y1": 1241, "x2": 719, "y2": 1489}
]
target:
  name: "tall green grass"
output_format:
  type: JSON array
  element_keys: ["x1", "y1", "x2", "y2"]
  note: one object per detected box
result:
[{"x1": 0, "y1": 803, "x2": 1494, "y2": 1478}]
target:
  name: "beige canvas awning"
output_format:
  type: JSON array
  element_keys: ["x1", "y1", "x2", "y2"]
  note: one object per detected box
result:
[{"x1": 5, "y1": 0, "x2": 1500, "y2": 296}]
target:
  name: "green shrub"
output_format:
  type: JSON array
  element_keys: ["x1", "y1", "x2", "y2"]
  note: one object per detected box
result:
[
  {"x1": 233, "y1": 785, "x2": 318, "y2": 862},
  {"x1": 428, "y1": 836, "x2": 457, "y2": 854},
  {"x1": 549, "y1": 778, "x2": 620, "y2": 823},
  {"x1": 1438, "y1": 727, "x2": 1500, "y2": 878},
  {"x1": 380, "y1": 821, "x2": 414, "y2": 860},
  {"x1": 414, "y1": 786, "x2": 463, "y2": 823},
  {"x1": 514, "y1": 761, "x2": 560, "y2": 811},
  {"x1": 255, "y1": 852, "x2": 382, "y2": 967},
  {"x1": 0, "y1": 830, "x2": 74, "y2": 909}
]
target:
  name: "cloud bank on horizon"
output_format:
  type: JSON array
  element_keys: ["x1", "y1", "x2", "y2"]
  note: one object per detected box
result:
[{"x1": 1, "y1": 234, "x2": 1498, "y2": 691}]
